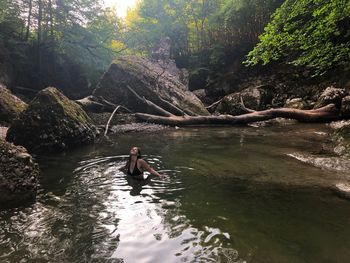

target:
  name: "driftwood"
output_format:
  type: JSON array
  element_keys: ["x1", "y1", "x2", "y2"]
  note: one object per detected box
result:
[
  {"x1": 104, "y1": 105, "x2": 122, "y2": 136},
  {"x1": 76, "y1": 96, "x2": 115, "y2": 113},
  {"x1": 76, "y1": 95, "x2": 132, "y2": 113},
  {"x1": 156, "y1": 95, "x2": 189, "y2": 116},
  {"x1": 126, "y1": 85, "x2": 174, "y2": 117},
  {"x1": 206, "y1": 98, "x2": 222, "y2": 112},
  {"x1": 126, "y1": 85, "x2": 195, "y2": 116},
  {"x1": 134, "y1": 104, "x2": 340, "y2": 126}
]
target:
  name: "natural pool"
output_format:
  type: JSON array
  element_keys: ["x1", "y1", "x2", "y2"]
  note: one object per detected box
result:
[{"x1": 1, "y1": 124, "x2": 350, "y2": 263}]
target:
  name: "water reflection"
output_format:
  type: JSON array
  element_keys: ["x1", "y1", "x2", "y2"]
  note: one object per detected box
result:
[{"x1": 1, "y1": 125, "x2": 350, "y2": 263}]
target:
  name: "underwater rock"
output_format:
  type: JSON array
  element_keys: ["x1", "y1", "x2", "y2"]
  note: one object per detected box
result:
[
  {"x1": 0, "y1": 84, "x2": 27, "y2": 125},
  {"x1": 287, "y1": 152, "x2": 350, "y2": 172},
  {"x1": 215, "y1": 85, "x2": 274, "y2": 115},
  {"x1": 0, "y1": 139, "x2": 39, "y2": 204},
  {"x1": 329, "y1": 120, "x2": 350, "y2": 157},
  {"x1": 6, "y1": 87, "x2": 98, "y2": 153},
  {"x1": 93, "y1": 55, "x2": 209, "y2": 116},
  {"x1": 332, "y1": 183, "x2": 350, "y2": 200}
]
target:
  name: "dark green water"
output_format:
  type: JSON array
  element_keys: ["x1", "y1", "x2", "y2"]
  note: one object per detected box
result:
[{"x1": 1, "y1": 124, "x2": 350, "y2": 263}]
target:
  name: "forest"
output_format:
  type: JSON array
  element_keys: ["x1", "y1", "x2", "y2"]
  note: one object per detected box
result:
[
  {"x1": 1, "y1": 0, "x2": 349, "y2": 97},
  {"x1": 2, "y1": 1, "x2": 350, "y2": 262}
]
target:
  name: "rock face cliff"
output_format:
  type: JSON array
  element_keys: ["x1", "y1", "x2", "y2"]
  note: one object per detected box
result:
[
  {"x1": 93, "y1": 55, "x2": 209, "y2": 116},
  {"x1": 7, "y1": 87, "x2": 98, "y2": 153}
]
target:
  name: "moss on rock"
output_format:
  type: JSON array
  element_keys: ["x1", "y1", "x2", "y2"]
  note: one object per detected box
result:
[
  {"x1": 94, "y1": 56, "x2": 209, "y2": 116},
  {"x1": 6, "y1": 87, "x2": 98, "y2": 153},
  {"x1": 216, "y1": 86, "x2": 274, "y2": 115},
  {"x1": 0, "y1": 84, "x2": 27, "y2": 125}
]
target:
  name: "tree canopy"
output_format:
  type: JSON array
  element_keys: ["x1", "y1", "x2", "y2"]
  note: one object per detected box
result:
[
  {"x1": 1, "y1": 0, "x2": 349, "y2": 95},
  {"x1": 123, "y1": 0, "x2": 283, "y2": 70},
  {"x1": 245, "y1": 0, "x2": 350, "y2": 75},
  {"x1": 0, "y1": 0, "x2": 123, "y2": 96}
]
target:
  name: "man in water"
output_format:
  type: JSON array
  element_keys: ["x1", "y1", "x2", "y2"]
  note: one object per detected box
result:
[{"x1": 121, "y1": 147, "x2": 165, "y2": 180}]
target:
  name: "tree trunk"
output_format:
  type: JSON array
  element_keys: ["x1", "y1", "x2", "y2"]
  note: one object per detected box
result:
[
  {"x1": 48, "y1": 0, "x2": 54, "y2": 40},
  {"x1": 37, "y1": 0, "x2": 42, "y2": 44},
  {"x1": 25, "y1": 0, "x2": 32, "y2": 41},
  {"x1": 135, "y1": 104, "x2": 340, "y2": 126},
  {"x1": 37, "y1": 0, "x2": 43, "y2": 71}
]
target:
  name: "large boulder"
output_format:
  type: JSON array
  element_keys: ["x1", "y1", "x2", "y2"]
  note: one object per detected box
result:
[
  {"x1": 0, "y1": 84, "x2": 27, "y2": 125},
  {"x1": 314, "y1": 86, "x2": 347, "y2": 109},
  {"x1": 93, "y1": 56, "x2": 209, "y2": 116},
  {"x1": 0, "y1": 139, "x2": 39, "y2": 204},
  {"x1": 6, "y1": 87, "x2": 98, "y2": 153},
  {"x1": 215, "y1": 85, "x2": 274, "y2": 115}
]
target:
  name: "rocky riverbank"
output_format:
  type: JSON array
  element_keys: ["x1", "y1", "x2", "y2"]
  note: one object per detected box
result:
[{"x1": 0, "y1": 139, "x2": 39, "y2": 205}]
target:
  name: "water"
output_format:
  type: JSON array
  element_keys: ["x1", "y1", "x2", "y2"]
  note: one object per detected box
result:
[{"x1": 1, "y1": 124, "x2": 350, "y2": 263}]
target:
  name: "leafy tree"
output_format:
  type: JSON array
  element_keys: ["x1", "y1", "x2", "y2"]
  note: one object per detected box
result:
[
  {"x1": 0, "y1": 0, "x2": 123, "y2": 95},
  {"x1": 246, "y1": 0, "x2": 350, "y2": 75},
  {"x1": 124, "y1": 0, "x2": 282, "y2": 71}
]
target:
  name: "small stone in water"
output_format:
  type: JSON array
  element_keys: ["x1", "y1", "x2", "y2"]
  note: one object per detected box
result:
[{"x1": 332, "y1": 183, "x2": 350, "y2": 200}]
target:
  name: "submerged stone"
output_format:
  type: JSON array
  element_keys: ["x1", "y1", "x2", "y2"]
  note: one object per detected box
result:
[
  {"x1": 0, "y1": 139, "x2": 39, "y2": 204},
  {"x1": 330, "y1": 120, "x2": 350, "y2": 157},
  {"x1": 332, "y1": 183, "x2": 350, "y2": 200},
  {"x1": 0, "y1": 84, "x2": 27, "y2": 125},
  {"x1": 6, "y1": 87, "x2": 98, "y2": 153}
]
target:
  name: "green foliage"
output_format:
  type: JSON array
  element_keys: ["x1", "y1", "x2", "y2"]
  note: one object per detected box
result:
[
  {"x1": 246, "y1": 0, "x2": 350, "y2": 75},
  {"x1": 124, "y1": 0, "x2": 282, "y2": 72},
  {"x1": 0, "y1": 0, "x2": 123, "y2": 94}
]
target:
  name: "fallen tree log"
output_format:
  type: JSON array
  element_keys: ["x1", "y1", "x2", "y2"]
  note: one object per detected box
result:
[
  {"x1": 126, "y1": 85, "x2": 174, "y2": 117},
  {"x1": 135, "y1": 104, "x2": 340, "y2": 126},
  {"x1": 76, "y1": 95, "x2": 115, "y2": 113},
  {"x1": 76, "y1": 95, "x2": 132, "y2": 113}
]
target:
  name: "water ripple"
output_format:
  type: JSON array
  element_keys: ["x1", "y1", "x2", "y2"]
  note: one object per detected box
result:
[{"x1": 1, "y1": 154, "x2": 240, "y2": 263}]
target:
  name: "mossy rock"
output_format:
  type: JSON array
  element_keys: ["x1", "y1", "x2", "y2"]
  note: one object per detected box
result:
[
  {"x1": 6, "y1": 87, "x2": 98, "y2": 153},
  {"x1": 93, "y1": 55, "x2": 209, "y2": 116},
  {"x1": 314, "y1": 86, "x2": 347, "y2": 109},
  {"x1": 0, "y1": 139, "x2": 39, "y2": 205},
  {"x1": 216, "y1": 86, "x2": 274, "y2": 115},
  {"x1": 0, "y1": 84, "x2": 27, "y2": 125}
]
